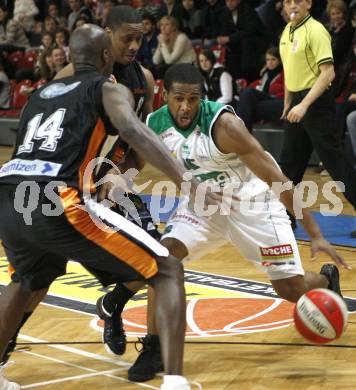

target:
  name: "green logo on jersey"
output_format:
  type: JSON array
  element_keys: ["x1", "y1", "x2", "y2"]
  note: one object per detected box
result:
[
  {"x1": 194, "y1": 171, "x2": 231, "y2": 186},
  {"x1": 183, "y1": 158, "x2": 200, "y2": 170}
]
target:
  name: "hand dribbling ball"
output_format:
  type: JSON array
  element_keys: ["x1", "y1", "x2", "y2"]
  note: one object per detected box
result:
[{"x1": 293, "y1": 288, "x2": 348, "y2": 344}]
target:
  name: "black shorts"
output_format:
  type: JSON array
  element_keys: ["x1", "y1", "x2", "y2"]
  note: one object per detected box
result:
[{"x1": 0, "y1": 184, "x2": 168, "y2": 291}]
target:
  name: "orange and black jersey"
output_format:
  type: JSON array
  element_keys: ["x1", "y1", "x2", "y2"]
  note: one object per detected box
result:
[
  {"x1": 105, "y1": 61, "x2": 148, "y2": 168},
  {"x1": 112, "y1": 61, "x2": 147, "y2": 118},
  {"x1": 0, "y1": 70, "x2": 115, "y2": 192}
]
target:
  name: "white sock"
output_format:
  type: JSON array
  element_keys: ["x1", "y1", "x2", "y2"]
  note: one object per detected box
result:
[{"x1": 163, "y1": 375, "x2": 188, "y2": 385}]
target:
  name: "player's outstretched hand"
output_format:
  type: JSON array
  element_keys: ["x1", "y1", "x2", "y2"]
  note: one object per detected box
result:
[{"x1": 310, "y1": 237, "x2": 352, "y2": 270}]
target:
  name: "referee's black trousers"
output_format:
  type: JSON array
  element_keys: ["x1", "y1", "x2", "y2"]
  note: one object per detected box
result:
[{"x1": 280, "y1": 88, "x2": 356, "y2": 209}]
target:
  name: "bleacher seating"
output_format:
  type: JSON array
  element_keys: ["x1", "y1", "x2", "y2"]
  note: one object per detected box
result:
[
  {"x1": 33, "y1": 79, "x2": 47, "y2": 89},
  {"x1": 211, "y1": 45, "x2": 226, "y2": 65},
  {"x1": 21, "y1": 50, "x2": 38, "y2": 70},
  {"x1": 193, "y1": 44, "x2": 226, "y2": 65},
  {"x1": 7, "y1": 51, "x2": 24, "y2": 71},
  {"x1": 11, "y1": 80, "x2": 31, "y2": 109},
  {"x1": 0, "y1": 78, "x2": 46, "y2": 146}
]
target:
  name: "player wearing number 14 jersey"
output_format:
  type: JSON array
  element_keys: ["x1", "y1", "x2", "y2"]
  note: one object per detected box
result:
[{"x1": 0, "y1": 25, "x2": 199, "y2": 390}]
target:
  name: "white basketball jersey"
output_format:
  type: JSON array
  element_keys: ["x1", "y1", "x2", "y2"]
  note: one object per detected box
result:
[{"x1": 147, "y1": 100, "x2": 271, "y2": 200}]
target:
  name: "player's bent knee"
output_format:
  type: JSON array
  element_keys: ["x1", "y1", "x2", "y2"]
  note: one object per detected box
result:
[
  {"x1": 155, "y1": 255, "x2": 184, "y2": 280},
  {"x1": 160, "y1": 237, "x2": 188, "y2": 260}
]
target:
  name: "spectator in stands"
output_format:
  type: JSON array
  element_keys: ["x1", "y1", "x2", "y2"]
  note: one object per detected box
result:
[
  {"x1": 36, "y1": 46, "x2": 66, "y2": 82},
  {"x1": 162, "y1": 0, "x2": 182, "y2": 20},
  {"x1": 326, "y1": 0, "x2": 353, "y2": 70},
  {"x1": 72, "y1": 15, "x2": 91, "y2": 31},
  {"x1": 335, "y1": 36, "x2": 356, "y2": 138},
  {"x1": 16, "y1": 30, "x2": 55, "y2": 83},
  {"x1": 28, "y1": 19, "x2": 43, "y2": 47},
  {"x1": 201, "y1": 0, "x2": 225, "y2": 48},
  {"x1": 179, "y1": 0, "x2": 203, "y2": 42},
  {"x1": 217, "y1": 0, "x2": 267, "y2": 81},
  {"x1": 13, "y1": 0, "x2": 39, "y2": 33},
  {"x1": 39, "y1": 32, "x2": 55, "y2": 53},
  {"x1": 84, "y1": 0, "x2": 96, "y2": 8},
  {"x1": 136, "y1": 0, "x2": 166, "y2": 21},
  {"x1": 153, "y1": 15, "x2": 196, "y2": 77},
  {"x1": 0, "y1": 4, "x2": 30, "y2": 51},
  {"x1": 44, "y1": 16, "x2": 58, "y2": 35},
  {"x1": 346, "y1": 110, "x2": 356, "y2": 162},
  {"x1": 351, "y1": 7, "x2": 356, "y2": 29},
  {"x1": 236, "y1": 47, "x2": 284, "y2": 132},
  {"x1": 55, "y1": 28, "x2": 70, "y2": 60},
  {"x1": 198, "y1": 48, "x2": 236, "y2": 105},
  {"x1": 51, "y1": 46, "x2": 68, "y2": 74},
  {"x1": 47, "y1": 2, "x2": 61, "y2": 24},
  {"x1": 68, "y1": 0, "x2": 88, "y2": 30},
  {"x1": 345, "y1": 109, "x2": 356, "y2": 240},
  {"x1": 136, "y1": 12, "x2": 159, "y2": 77},
  {"x1": 97, "y1": 0, "x2": 117, "y2": 28},
  {"x1": 0, "y1": 55, "x2": 10, "y2": 109},
  {"x1": 18, "y1": 49, "x2": 53, "y2": 96},
  {"x1": 256, "y1": 0, "x2": 285, "y2": 46}
]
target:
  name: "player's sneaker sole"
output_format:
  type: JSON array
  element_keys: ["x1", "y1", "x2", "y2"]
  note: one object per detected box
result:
[{"x1": 96, "y1": 295, "x2": 127, "y2": 356}]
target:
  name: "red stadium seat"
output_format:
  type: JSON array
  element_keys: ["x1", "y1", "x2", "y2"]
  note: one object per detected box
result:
[
  {"x1": 9, "y1": 79, "x2": 16, "y2": 94},
  {"x1": 7, "y1": 51, "x2": 24, "y2": 70},
  {"x1": 0, "y1": 80, "x2": 22, "y2": 118},
  {"x1": 210, "y1": 45, "x2": 226, "y2": 65},
  {"x1": 248, "y1": 79, "x2": 261, "y2": 89},
  {"x1": 21, "y1": 50, "x2": 38, "y2": 70},
  {"x1": 153, "y1": 79, "x2": 164, "y2": 111},
  {"x1": 193, "y1": 43, "x2": 202, "y2": 57},
  {"x1": 11, "y1": 80, "x2": 32, "y2": 109},
  {"x1": 33, "y1": 78, "x2": 47, "y2": 89},
  {"x1": 236, "y1": 78, "x2": 248, "y2": 93}
]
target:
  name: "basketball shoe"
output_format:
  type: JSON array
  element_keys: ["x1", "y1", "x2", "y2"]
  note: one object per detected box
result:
[
  {"x1": 96, "y1": 295, "x2": 126, "y2": 355},
  {"x1": 320, "y1": 264, "x2": 342, "y2": 297},
  {"x1": 0, "y1": 364, "x2": 20, "y2": 390},
  {"x1": 128, "y1": 334, "x2": 163, "y2": 382}
]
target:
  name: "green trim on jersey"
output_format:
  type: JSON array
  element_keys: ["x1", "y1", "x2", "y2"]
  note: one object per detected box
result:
[{"x1": 147, "y1": 100, "x2": 228, "y2": 138}]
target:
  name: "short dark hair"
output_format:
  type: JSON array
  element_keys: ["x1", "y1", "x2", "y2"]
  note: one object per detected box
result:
[
  {"x1": 164, "y1": 63, "x2": 203, "y2": 92},
  {"x1": 200, "y1": 49, "x2": 216, "y2": 66},
  {"x1": 141, "y1": 12, "x2": 156, "y2": 24},
  {"x1": 266, "y1": 47, "x2": 281, "y2": 61},
  {"x1": 105, "y1": 5, "x2": 142, "y2": 31}
]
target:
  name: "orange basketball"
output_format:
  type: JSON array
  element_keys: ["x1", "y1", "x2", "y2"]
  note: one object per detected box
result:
[{"x1": 294, "y1": 288, "x2": 348, "y2": 344}]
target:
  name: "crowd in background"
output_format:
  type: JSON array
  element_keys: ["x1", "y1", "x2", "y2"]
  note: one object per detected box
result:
[{"x1": 0, "y1": 0, "x2": 356, "y2": 155}]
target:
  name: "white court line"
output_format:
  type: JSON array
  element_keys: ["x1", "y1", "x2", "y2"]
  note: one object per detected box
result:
[
  {"x1": 186, "y1": 299, "x2": 210, "y2": 337},
  {"x1": 16, "y1": 334, "x2": 160, "y2": 389},
  {"x1": 22, "y1": 349, "x2": 106, "y2": 373},
  {"x1": 22, "y1": 353, "x2": 125, "y2": 389},
  {"x1": 20, "y1": 350, "x2": 157, "y2": 389},
  {"x1": 224, "y1": 299, "x2": 283, "y2": 332},
  {"x1": 18, "y1": 334, "x2": 130, "y2": 367}
]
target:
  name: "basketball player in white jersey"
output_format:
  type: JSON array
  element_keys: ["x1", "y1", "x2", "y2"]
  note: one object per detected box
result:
[{"x1": 97, "y1": 63, "x2": 350, "y2": 384}]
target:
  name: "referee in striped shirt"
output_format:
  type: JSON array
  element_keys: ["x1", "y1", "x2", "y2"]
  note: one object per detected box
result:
[{"x1": 279, "y1": 0, "x2": 356, "y2": 235}]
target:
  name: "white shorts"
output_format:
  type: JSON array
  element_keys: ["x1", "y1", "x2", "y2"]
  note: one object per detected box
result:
[{"x1": 162, "y1": 194, "x2": 304, "y2": 281}]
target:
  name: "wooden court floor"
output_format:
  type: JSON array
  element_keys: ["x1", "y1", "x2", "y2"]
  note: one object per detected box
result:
[{"x1": 0, "y1": 146, "x2": 356, "y2": 389}]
